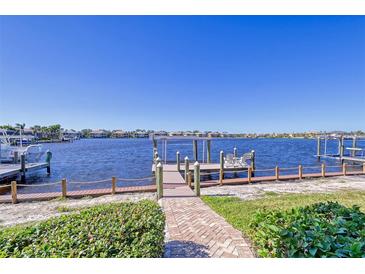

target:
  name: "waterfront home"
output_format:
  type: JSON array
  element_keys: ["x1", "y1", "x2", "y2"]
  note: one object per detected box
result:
[
  {"x1": 169, "y1": 131, "x2": 184, "y2": 137},
  {"x1": 90, "y1": 129, "x2": 109, "y2": 138},
  {"x1": 208, "y1": 132, "x2": 221, "y2": 138},
  {"x1": 112, "y1": 130, "x2": 129, "y2": 138},
  {"x1": 183, "y1": 131, "x2": 195, "y2": 137},
  {"x1": 133, "y1": 130, "x2": 149, "y2": 138},
  {"x1": 62, "y1": 129, "x2": 81, "y2": 140},
  {"x1": 154, "y1": 130, "x2": 168, "y2": 136}
]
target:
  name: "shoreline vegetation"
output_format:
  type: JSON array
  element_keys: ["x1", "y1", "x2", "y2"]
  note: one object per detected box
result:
[
  {"x1": 0, "y1": 200, "x2": 165, "y2": 258},
  {"x1": 202, "y1": 190, "x2": 365, "y2": 258},
  {"x1": 1, "y1": 124, "x2": 364, "y2": 144}
]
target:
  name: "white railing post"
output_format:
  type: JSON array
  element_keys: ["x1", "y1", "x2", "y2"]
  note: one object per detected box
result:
[
  {"x1": 184, "y1": 156, "x2": 189, "y2": 184},
  {"x1": 194, "y1": 161, "x2": 200, "y2": 197},
  {"x1": 176, "y1": 151, "x2": 180, "y2": 172},
  {"x1": 219, "y1": 151, "x2": 224, "y2": 185},
  {"x1": 156, "y1": 162, "x2": 163, "y2": 200}
]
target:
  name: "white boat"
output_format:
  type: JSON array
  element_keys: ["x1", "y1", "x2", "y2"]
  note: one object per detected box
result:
[{"x1": 0, "y1": 129, "x2": 45, "y2": 163}]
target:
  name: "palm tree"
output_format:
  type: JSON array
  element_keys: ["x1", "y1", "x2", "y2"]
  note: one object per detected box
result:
[{"x1": 31, "y1": 125, "x2": 41, "y2": 139}]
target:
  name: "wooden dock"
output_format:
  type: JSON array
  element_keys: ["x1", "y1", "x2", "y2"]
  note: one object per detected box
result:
[
  {"x1": 152, "y1": 163, "x2": 248, "y2": 173},
  {"x1": 0, "y1": 162, "x2": 50, "y2": 183}
]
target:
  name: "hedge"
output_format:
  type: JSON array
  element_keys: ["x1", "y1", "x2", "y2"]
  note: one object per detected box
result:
[
  {"x1": 250, "y1": 202, "x2": 365, "y2": 257},
  {"x1": 0, "y1": 200, "x2": 165, "y2": 258}
]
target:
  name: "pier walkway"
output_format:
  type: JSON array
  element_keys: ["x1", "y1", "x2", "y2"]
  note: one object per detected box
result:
[
  {"x1": 0, "y1": 163, "x2": 49, "y2": 180},
  {"x1": 162, "y1": 169, "x2": 254, "y2": 258}
]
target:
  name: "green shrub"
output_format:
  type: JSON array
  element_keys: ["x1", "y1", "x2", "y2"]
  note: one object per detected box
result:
[
  {"x1": 250, "y1": 202, "x2": 365, "y2": 258},
  {"x1": 0, "y1": 200, "x2": 165, "y2": 258}
]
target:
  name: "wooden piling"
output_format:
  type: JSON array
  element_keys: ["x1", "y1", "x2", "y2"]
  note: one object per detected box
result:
[
  {"x1": 194, "y1": 162, "x2": 200, "y2": 197},
  {"x1": 193, "y1": 140, "x2": 198, "y2": 162},
  {"x1": 352, "y1": 137, "x2": 357, "y2": 157},
  {"x1": 184, "y1": 156, "x2": 189, "y2": 184},
  {"x1": 340, "y1": 136, "x2": 344, "y2": 158},
  {"x1": 13, "y1": 151, "x2": 19, "y2": 164},
  {"x1": 250, "y1": 150, "x2": 256, "y2": 170},
  {"x1": 316, "y1": 137, "x2": 321, "y2": 160},
  {"x1": 275, "y1": 166, "x2": 279, "y2": 180},
  {"x1": 153, "y1": 138, "x2": 157, "y2": 159},
  {"x1": 156, "y1": 163, "x2": 163, "y2": 200},
  {"x1": 247, "y1": 167, "x2": 252, "y2": 183},
  {"x1": 46, "y1": 150, "x2": 52, "y2": 174},
  {"x1": 188, "y1": 171, "x2": 192, "y2": 188},
  {"x1": 363, "y1": 163, "x2": 365, "y2": 174},
  {"x1": 111, "y1": 176, "x2": 116, "y2": 194},
  {"x1": 61, "y1": 178, "x2": 67, "y2": 198},
  {"x1": 176, "y1": 151, "x2": 180, "y2": 172},
  {"x1": 11, "y1": 181, "x2": 17, "y2": 204},
  {"x1": 20, "y1": 154, "x2": 26, "y2": 182},
  {"x1": 219, "y1": 151, "x2": 224, "y2": 185},
  {"x1": 321, "y1": 163, "x2": 326, "y2": 177},
  {"x1": 207, "y1": 140, "x2": 211, "y2": 163},
  {"x1": 298, "y1": 165, "x2": 303, "y2": 179},
  {"x1": 342, "y1": 163, "x2": 347, "y2": 176}
]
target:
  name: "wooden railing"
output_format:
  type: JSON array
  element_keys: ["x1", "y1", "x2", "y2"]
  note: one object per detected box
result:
[{"x1": 1, "y1": 175, "x2": 156, "y2": 204}]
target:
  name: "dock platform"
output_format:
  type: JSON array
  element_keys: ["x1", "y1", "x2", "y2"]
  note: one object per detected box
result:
[
  {"x1": 0, "y1": 162, "x2": 49, "y2": 180},
  {"x1": 152, "y1": 163, "x2": 248, "y2": 173}
]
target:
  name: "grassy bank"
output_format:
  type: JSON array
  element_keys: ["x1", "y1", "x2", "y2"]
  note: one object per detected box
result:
[
  {"x1": 0, "y1": 200, "x2": 165, "y2": 258},
  {"x1": 203, "y1": 191, "x2": 365, "y2": 257}
]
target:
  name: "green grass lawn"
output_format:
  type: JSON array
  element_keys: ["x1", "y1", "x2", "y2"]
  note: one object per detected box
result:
[
  {"x1": 0, "y1": 200, "x2": 165, "y2": 258},
  {"x1": 202, "y1": 191, "x2": 365, "y2": 257}
]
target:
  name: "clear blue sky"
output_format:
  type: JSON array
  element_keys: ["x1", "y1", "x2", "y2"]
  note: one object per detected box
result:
[{"x1": 0, "y1": 16, "x2": 364, "y2": 133}]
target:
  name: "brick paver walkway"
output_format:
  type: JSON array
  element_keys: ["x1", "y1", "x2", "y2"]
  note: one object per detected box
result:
[{"x1": 162, "y1": 170, "x2": 254, "y2": 258}]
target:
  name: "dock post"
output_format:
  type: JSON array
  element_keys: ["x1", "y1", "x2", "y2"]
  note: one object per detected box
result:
[
  {"x1": 194, "y1": 161, "x2": 200, "y2": 197},
  {"x1": 156, "y1": 162, "x2": 163, "y2": 200},
  {"x1": 46, "y1": 150, "x2": 52, "y2": 174},
  {"x1": 111, "y1": 176, "x2": 116, "y2": 194},
  {"x1": 250, "y1": 150, "x2": 256, "y2": 176},
  {"x1": 193, "y1": 140, "x2": 198, "y2": 162},
  {"x1": 20, "y1": 154, "x2": 26, "y2": 182},
  {"x1": 207, "y1": 140, "x2": 211, "y2": 163},
  {"x1": 184, "y1": 156, "x2": 189, "y2": 184},
  {"x1": 321, "y1": 163, "x2": 326, "y2": 177},
  {"x1": 298, "y1": 165, "x2": 303, "y2": 179},
  {"x1": 219, "y1": 151, "x2": 224, "y2": 185},
  {"x1": 176, "y1": 151, "x2": 180, "y2": 172},
  {"x1": 363, "y1": 163, "x2": 365, "y2": 174},
  {"x1": 352, "y1": 137, "x2": 357, "y2": 157},
  {"x1": 340, "y1": 136, "x2": 344, "y2": 158},
  {"x1": 247, "y1": 167, "x2": 252, "y2": 183},
  {"x1": 61, "y1": 178, "x2": 67, "y2": 198},
  {"x1": 342, "y1": 163, "x2": 347, "y2": 176},
  {"x1": 316, "y1": 137, "x2": 321, "y2": 160},
  {"x1": 153, "y1": 138, "x2": 157, "y2": 159},
  {"x1": 233, "y1": 147, "x2": 237, "y2": 158},
  {"x1": 188, "y1": 171, "x2": 192, "y2": 188},
  {"x1": 13, "y1": 151, "x2": 19, "y2": 164},
  {"x1": 337, "y1": 138, "x2": 341, "y2": 156},
  {"x1": 275, "y1": 166, "x2": 279, "y2": 180},
  {"x1": 11, "y1": 181, "x2": 17, "y2": 204}
]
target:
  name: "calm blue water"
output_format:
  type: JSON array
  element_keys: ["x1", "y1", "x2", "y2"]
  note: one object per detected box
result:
[{"x1": 19, "y1": 138, "x2": 363, "y2": 193}]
